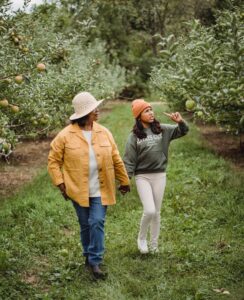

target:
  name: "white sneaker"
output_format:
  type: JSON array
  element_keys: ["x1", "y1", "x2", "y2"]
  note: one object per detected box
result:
[
  {"x1": 150, "y1": 246, "x2": 159, "y2": 254},
  {"x1": 137, "y1": 238, "x2": 149, "y2": 254}
]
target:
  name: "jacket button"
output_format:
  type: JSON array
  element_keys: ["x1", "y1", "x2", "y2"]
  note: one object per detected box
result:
[{"x1": 99, "y1": 168, "x2": 102, "y2": 172}]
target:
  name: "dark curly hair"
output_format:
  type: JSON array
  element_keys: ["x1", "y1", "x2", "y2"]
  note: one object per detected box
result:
[
  {"x1": 133, "y1": 118, "x2": 163, "y2": 139},
  {"x1": 71, "y1": 114, "x2": 89, "y2": 127}
]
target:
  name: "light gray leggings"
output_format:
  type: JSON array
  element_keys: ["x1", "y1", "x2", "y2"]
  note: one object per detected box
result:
[{"x1": 135, "y1": 172, "x2": 166, "y2": 248}]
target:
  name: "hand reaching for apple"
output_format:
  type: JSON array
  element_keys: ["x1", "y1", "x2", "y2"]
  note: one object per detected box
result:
[{"x1": 163, "y1": 112, "x2": 183, "y2": 123}]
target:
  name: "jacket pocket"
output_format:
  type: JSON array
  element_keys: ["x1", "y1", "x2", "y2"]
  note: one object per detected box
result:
[
  {"x1": 64, "y1": 145, "x2": 83, "y2": 167},
  {"x1": 99, "y1": 141, "x2": 113, "y2": 159},
  {"x1": 99, "y1": 141, "x2": 111, "y2": 147}
]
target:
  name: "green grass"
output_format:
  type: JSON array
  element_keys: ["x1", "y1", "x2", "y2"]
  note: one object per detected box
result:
[{"x1": 0, "y1": 103, "x2": 243, "y2": 300}]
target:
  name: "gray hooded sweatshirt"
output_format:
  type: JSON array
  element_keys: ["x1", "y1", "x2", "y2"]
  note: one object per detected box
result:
[{"x1": 123, "y1": 121, "x2": 189, "y2": 178}]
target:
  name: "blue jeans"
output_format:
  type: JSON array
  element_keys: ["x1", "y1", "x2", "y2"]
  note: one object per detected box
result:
[{"x1": 72, "y1": 197, "x2": 107, "y2": 266}]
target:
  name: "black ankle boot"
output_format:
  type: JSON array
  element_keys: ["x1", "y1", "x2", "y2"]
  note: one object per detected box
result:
[{"x1": 91, "y1": 265, "x2": 107, "y2": 280}]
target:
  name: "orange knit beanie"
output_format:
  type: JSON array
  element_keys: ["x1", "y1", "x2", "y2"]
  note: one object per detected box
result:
[{"x1": 131, "y1": 99, "x2": 152, "y2": 118}]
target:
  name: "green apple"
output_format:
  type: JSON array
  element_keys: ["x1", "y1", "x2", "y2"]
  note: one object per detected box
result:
[
  {"x1": 15, "y1": 75, "x2": 24, "y2": 84},
  {"x1": 31, "y1": 118, "x2": 38, "y2": 126},
  {"x1": 0, "y1": 99, "x2": 9, "y2": 107},
  {"x1": 40, "y1": 118, "x2": 48, "y2": 125},
  {"x1": 10, "y1": 105, "x2": 20, "y2": 113},
  {"x1": 37, "y1": 63, "x2": 46, "y2": 72},
  {"x1": 22, "y1": 47, "x2": 29, "y2": 53},
  {"x1": 196, "y1": 111, "x2": 203, "y2": 117},
  {"x1": 185, "y1": 99, "x2": 196, "y2": 111}
]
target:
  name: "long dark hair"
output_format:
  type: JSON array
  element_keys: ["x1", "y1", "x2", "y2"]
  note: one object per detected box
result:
[
  {"x1": 71, "y1": 114, "x2": 89, "y2": 127},
  {"x1": 133, "y1": 118, "x2": 163, "y2": 139}
]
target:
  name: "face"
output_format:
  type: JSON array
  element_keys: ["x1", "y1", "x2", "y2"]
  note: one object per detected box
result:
[
  {"x1": 88, "y1": 107, "x2": 99, "y2": 122},
  {"x1": 140, "y1": 107, "x2": 154, "y2": 126}
]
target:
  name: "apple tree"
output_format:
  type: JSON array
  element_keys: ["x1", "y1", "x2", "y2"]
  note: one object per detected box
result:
[
  {"x1": 0, "y1": 2, "x2": 127, "y2": 159},
  {"x1": 150, "y1": 8, "x2": 244, "y2": 138}
]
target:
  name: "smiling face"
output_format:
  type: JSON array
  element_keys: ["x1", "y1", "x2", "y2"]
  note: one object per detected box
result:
[{"x1": 140, "y1": 106, "x2": 154, "y2": 127}]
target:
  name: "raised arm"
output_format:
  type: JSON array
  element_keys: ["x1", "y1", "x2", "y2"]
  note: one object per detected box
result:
[{"x1": 163, "y1": 112, "x2": 189, "y2": 140}]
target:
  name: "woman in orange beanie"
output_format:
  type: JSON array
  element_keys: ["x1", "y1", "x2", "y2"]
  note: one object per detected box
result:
[{"x1": 123, "y1": 99, "x2": 189, "y2": 254}]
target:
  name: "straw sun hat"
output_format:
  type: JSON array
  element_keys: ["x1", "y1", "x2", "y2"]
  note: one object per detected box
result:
[{"x1": 69, "y1": 92, "x2": 104, "y2": 121}]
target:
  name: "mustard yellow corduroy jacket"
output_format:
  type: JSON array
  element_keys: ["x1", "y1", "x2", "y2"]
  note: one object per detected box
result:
[{"x1": 48, "y1": 122, "x2": 130, "y2": 207}]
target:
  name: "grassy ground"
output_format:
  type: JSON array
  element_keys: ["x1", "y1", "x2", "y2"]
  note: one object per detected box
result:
[{"x1": 0, "y1": 103, "x2": 243, "y2": 300}]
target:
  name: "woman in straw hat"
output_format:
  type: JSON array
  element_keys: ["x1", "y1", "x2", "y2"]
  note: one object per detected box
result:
[
  {"x1": 48, "y1": 92, "x2": 130, "y2": 279},
  {"x1": 123, "y1": 99, "x2": 189, "y2": 254}
]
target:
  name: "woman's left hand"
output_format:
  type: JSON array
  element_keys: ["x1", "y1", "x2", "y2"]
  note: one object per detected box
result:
[
  {"x1": 163, "y1": 112, "x2": 183, "y2": 123},
  {"x1": 58, "y1": 183, "x2": 70, "y2": 201},
  {"x1": 118, "y1": 185, "x2": 130, "y2": 195}
]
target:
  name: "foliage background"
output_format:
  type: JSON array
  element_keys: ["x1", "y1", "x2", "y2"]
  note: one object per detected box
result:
[{"x1": 0, "y1": 0, "x2": 243, "y2": 151}]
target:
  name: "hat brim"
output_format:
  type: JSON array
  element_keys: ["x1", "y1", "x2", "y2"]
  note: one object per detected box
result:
[{"x1": 69, "y1": 99, "x2": 104, "y2": 121}]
